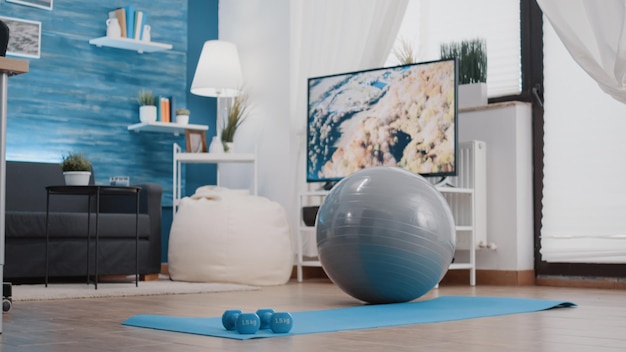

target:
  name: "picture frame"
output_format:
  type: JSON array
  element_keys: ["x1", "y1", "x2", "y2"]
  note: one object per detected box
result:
[
  {"x1": 0, "y1": 16, "x2": 42, "y2": 58},
  {"x1": 185, "y1": 130, "x2": 207, "y2": 153},
  {"x1": 6, "y1": 0, "x2": 53, "y2": 11}
]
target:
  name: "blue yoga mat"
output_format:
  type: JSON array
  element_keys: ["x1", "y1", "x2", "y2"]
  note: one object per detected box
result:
[{"x1": 122, "y1": 296, "x2": 575, "y2": 340}]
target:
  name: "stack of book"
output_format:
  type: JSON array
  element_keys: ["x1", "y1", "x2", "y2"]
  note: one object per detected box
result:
[
  {"x1": 109, "y1": 6, "x2": 148, "y2": 41},
  {"x1": 155, "y1": 96, "x2": 176, "y2": 123}
]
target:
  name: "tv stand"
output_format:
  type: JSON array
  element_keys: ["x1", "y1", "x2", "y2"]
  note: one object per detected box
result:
[
  {"x1": 435, "y1": 176, "x2": 456, "y2": 188},
  {"x1": 322, "y1": 181, "x2": 338, "y2": 191}
]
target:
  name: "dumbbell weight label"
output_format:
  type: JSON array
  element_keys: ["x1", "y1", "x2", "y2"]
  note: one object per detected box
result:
[
  {"x1": 270, "y1": 312, "x2": 293, "y2": 333},
  {"x1": 236, "y1": 313, "x2": 261, "y2": 334}
]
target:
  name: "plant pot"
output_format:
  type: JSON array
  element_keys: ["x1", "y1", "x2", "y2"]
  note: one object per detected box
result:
[
  {"x1": 63, "y1": 171, "x2": 91, "y2": 186},
  {"x1": 139, "y1": 105, "x2": 157, "y2": 123},
  {"x1": 223, "y1": 141, "x2": 234, "y2": 153},
  {"x1": 175, "y1": 115, "x2": 189, "y2": 124},
  {"x1": 458, "y1": 83, "x2": 487, "y2": 109}
]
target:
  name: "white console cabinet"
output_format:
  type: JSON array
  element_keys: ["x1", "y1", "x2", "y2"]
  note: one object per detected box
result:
[
  {"x1": 296, "y1": 141, "x2": 487, "y2": 285},
  {"x1": 172, "y1": 143, "x2": 257, "y2": 217}
]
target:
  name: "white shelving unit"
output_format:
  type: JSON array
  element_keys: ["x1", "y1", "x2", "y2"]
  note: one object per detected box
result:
[
  {"x1": 172, "y1": 143, "x2": 257, "y2": 217},
  {"x1": 89, "y1": 37, "x2": 172, "y2": 54},
  {"x1": 128, "y1": 121, "x2": 208, "y2": 136},
  {"x1": 295, "y1": 141, "x2": 487, "y2": 286}
]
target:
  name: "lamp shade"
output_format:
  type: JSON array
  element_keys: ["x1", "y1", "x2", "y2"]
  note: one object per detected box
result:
[{"x1": 191, "y1": 40, "x2": 243, "y2": 97}]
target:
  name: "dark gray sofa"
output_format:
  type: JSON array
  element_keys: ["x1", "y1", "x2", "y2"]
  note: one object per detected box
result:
[{"x1": 4, "y1": 161, "x2": 162, "y2": 282}]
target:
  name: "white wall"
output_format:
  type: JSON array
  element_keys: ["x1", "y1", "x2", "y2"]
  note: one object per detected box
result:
[{"x1": 218, "y1": 0, "x2": 296, "y2": 227}]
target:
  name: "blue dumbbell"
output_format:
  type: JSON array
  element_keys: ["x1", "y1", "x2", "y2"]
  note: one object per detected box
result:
[
  {"x1": 236, "y1": 312, "x2": 261, "y2": 334},
  {"x1": 221, "y1": 309, "x2": 242, "y2": 330},
  {"x1": 270, "y1": 312, "x2": 293, "y2": 333},
  {"x1": 256, "y1": 308, "x2": 275, "y2": 329}
]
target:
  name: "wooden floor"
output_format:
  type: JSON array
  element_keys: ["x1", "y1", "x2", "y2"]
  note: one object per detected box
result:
[{"x1": 1, "y1": 279, "x2": 625, "y2": 351}]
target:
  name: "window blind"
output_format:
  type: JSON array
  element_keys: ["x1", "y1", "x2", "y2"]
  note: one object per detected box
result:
[{"x1": 387, "y1": 0, "x2": 521, "y2": 97}]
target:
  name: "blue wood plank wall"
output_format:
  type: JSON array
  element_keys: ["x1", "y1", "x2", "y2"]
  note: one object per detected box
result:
[{"x1": 1, "y1": 0, "x2": 192, "y2": 206}]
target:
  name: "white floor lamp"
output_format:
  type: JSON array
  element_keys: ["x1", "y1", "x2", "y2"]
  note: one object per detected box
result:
[{"x1": 190, "y1": 40, "x2": 243, "y2": 153}]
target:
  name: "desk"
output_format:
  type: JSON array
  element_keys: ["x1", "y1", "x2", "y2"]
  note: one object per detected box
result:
[{"x1": 45, "y1": 186, "x2": 141, "y2": 289}]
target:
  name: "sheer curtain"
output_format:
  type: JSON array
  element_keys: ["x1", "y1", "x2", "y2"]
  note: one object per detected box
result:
[
  {"x1": 539, "y1": 0, "x2": 626, "y2": 263},
  {"x1": 289, "y1": 0, "x2": 408, "y2": 255},
  {"x1": 538, "y1": 0, "x2": 626, "y2": 104}
]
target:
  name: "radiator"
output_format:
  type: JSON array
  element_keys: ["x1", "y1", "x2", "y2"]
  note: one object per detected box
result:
[{"x1": 431, "y1": 140, "x2": 488, "y2": 250}]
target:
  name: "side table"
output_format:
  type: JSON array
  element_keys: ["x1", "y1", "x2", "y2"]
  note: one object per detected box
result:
[{"x1": 45, "y1": 185, "x2": 141, "y2": 289}]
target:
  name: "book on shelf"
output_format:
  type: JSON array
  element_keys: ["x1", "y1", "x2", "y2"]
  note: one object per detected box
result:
[
  {"x1": 123, "y1": 5, "x2": 135, "y2": 40},
  {"x1": 159, "y1": 96, "x2": 170, "y2": 123},
  {"x1": 169, "y1": 96, "x2": 176, "y2": 122},
  {"x1": 108, "y1": 8, "x2": 127, "y2": 38},
  {"x1": 134, "y1": 10, "x2": 145, "y2": 40}
]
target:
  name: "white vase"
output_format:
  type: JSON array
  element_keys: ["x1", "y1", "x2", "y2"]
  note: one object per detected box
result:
[
  {"x1": 63, "y1": 171, "x2": 91, "y2": 186},
  {"x1": 458, "y1": 83, "x2": 488, "y2": 109},
  {"x1": 175, "y1": 115, "x2": 189, "y2": 124},
  {"x1": 209, "y1": 136, "x2": 224, "y2": 153},
  {"x1": 139, "y1": 105, "x2": 157, "y2": 123}
]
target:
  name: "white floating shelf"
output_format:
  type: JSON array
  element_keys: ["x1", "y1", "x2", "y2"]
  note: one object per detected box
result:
[
  {"x1": 89, "y1": 37, "x2": 172, "y2": 53},
  {"x1": 128, "y1": 122, "x2": 208, "y2": 135}
]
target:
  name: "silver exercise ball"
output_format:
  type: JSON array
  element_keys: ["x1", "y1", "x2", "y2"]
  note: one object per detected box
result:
[{"x1": 316, "y1": 167, "x2": 456, "y2": 304}]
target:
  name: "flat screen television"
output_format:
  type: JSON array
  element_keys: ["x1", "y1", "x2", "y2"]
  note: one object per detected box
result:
[{"x1": 306, "y1": 58, "x2": 458, "y2": 186}]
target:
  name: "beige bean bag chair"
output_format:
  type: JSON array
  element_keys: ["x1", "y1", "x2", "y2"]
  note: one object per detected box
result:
[{"x1": 168, "y1": 187, "x2": 293, "y2": 286}]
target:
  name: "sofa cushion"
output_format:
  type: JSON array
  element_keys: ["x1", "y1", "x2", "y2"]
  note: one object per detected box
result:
[{"x1": 6, "y1": 211, "x2": 151, "y2": 239}]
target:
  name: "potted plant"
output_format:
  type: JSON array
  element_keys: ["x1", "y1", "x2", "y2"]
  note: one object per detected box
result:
[
  {"x1": 60, "y1": 152, "x2": 92, "y2": 185},
  {"x1": 440, "y1": 38, "x2": 488, "y2": 108},
  {"x1": 137, "y1": 89, "x2": 157, "y2": 123},
  {"x1": 221, "y1": 92, "x2": 249, "y2": 152},
  {"x1": 175, "y1": 108, "x2": 190, "y2": 125}
]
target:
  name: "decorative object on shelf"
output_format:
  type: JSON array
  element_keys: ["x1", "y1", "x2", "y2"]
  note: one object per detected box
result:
[
  {"x1": 109, "y1": 176, "x2": 130, "y2": 186},
  {"x1": 106, "y1": 17, "x2": 121, "y2": 38},
  {"x1": 221, "y1": 90, "x2": 249, "y2": 152},
  {"x1": 142, "y1": 25, "x2": 151, "y2": 42},
  {"x1": 190, "y1": 40, "x2": 244, "y2": 152},
  {"x1": 0, "y1": 16, "x2": 42, "y2": 59},
  {"x1": 208, "y1": 136, "x2": 224, "y2": 153},
  {"x1": 175, "y1": 108, "x2": 190, "y2": 125},
  {"x1": 60, "y1": 152, "x2": 92, "y2": 186},
  {"x1": 392, "y1": 37, "x2": 418, "y2": 65},
  {"x1": 440, "y1": 38, "x2": 487, "y2": 109},
  {"x1": 185, "y1": 130, "x2": 207, "y2": 153},
  {"x1": 137, "y1": 89, "x2": 157, "y2": 123}
]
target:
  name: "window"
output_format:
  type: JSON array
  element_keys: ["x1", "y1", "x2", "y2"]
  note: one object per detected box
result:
[{"x1": 387, "y1": 0, "x2": 521, "y2": 97}]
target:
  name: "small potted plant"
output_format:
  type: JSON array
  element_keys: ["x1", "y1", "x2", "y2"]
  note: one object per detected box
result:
[
  {"x1": 137, "y1": 89, "x2": 157, "y2": 123},
  {"x1": 221, "y1": 91, "x2": 249, "y2": 152},
  {"x1": 440, "y1": 38, "x2": 488, "y2": 108},
  {"x1": 60, "y1": 152, "x2": 92, "y2": 185},
  {"x1": 175, "y1": 108, "x2": 190, "y2": 125}
]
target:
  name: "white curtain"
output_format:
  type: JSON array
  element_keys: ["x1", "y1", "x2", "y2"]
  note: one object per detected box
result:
[
  {"x1": 538, "y1": 0, "x2": 626, "y2": 104},
  {"x1": 539, "y1": 0, "x2": 626, "y2": 263},
  {"x1": 289, "y1": 0, "x2": 408, "y2": 255}
]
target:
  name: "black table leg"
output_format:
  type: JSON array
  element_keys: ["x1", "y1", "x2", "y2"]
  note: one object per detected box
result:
[
  {"x1": 87, "y1": 193, "x2": 92, "y2": 286},
  {"x1": 95, "y1": 188, "x2": 100, "y2": 290},
  {"x1": 45, "y1": 192, "x2": 50, "y2": 287},
  {"x1": 135, "y1": 190, "x2": 139, "y2": 287}
]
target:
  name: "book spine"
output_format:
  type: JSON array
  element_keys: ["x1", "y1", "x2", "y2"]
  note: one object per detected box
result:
[
  {"x1": 134, "y1": 11, "x2": 143, "y2": 40},
  {"x1": 123, "y1": 5, "x2": 135, "y2": 40},
  {"x1": 154, "y1": 95, "x2": 161, "y2": 122},
  {"x1": 115, "y1": 8, "x2": 127, "y2": 38},
  {"x1": 169, "y1": 96, "x2": 176, "y2": 122}
]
